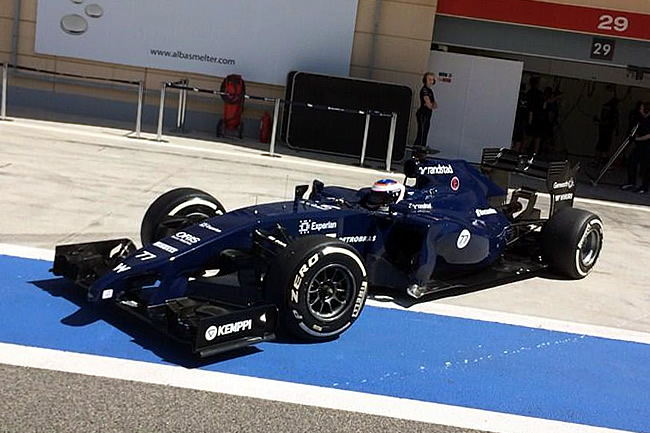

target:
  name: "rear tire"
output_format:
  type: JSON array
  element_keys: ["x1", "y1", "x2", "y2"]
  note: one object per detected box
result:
[
  {"x1": 140, "y1": 188, "x2": 225, "y2": 246},
  {"x1": 542, "y1": 208, "x2": 603, "y2": 279},
  {"x1": 265, "y1": 236, "x2": 368, "y2": 341}
]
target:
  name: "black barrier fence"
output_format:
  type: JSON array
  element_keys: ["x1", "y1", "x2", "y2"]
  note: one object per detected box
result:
[
  {"x1": 0, "y1": 62, "x2": 144, "y2": 137},
  {"x1": 1, "y1": 63, "x2": 401, "y2": 171},
  {"x1": 159, "y1": 80, "x2": 399, "y2": 170},
  {"x1": 283, "y1": 72, "x2": 411, "y2": 163}
]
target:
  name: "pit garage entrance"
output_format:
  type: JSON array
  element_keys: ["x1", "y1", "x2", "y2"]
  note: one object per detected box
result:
[{"x1": 429, "y1": 0, "x2": 650, "y2": 182}]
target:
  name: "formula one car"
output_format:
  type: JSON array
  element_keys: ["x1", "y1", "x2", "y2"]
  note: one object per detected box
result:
[{"x1": 52, "y1": 148, "x2": 603, "y2": 357}]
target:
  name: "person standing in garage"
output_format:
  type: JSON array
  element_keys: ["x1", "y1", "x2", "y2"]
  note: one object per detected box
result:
[
  {"x1": 413, "y1": 72, "x2": 438, "y2": 153},
  {"x1": 525, "y1": 76, "x2": 545, "y2": 155},
  {"x1": 622, "y1": 102, "x2": 650, "y2": 194},
  {"x1": 594, "y1": 97, "x2": 620, "y2": 165}
]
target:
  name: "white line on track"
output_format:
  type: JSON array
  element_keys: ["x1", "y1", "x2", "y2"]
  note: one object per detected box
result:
[
  {"x1": 0, "y1": 342, "x2": 632, "y2": 433},
  {"x1": 5, "y1": 117, "x2": 650, "y2": 213},
  {"x1": 0, "y1": 243, "x2": 54, "y2": 262},
  {"x1": 366, "y1": 299, "x2": 650, "y2": 346},
  {"x1": 574, "y1": 196, "x2": 650, "y2": 213},
  {"x1": 3, "y1": 243, "x2": 650, "y2": 346}
]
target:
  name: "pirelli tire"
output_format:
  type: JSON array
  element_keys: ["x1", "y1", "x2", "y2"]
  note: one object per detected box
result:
[
  {"x1": 141, "y1": 188, "x2": 225, "y2": 246},
  {"x1": 266, "y1": 236, "x2": 368, "y2": 341},
  {"x1": 542, "y1": 208, "x2": 603, "y2": 279}
]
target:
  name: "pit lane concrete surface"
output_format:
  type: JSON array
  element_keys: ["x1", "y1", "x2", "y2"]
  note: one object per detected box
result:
[{"x1": 1, "y1": 117, "x2": 649, "y2": 433}]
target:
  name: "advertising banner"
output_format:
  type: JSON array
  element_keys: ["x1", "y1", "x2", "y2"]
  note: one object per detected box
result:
[{"x1": 35, "y1": 0, "x2": 359, "y2": 85}]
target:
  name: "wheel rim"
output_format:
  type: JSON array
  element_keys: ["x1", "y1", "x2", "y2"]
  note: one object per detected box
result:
[
  {"x1": 306, "y1": 264, "x2": 355, "y2": 322},
  {"x1": 580, "y1": 228, "x2": 601, "y2": 267}
]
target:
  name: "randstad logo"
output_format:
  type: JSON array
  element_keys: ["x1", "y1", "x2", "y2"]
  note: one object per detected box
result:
[{"x1": 418, "y1": 164, "x2": 454, "y2": 175}]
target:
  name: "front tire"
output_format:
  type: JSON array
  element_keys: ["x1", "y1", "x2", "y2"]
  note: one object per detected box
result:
[
  {"x1": 542, "y1": 208, "x2": 603, "y2": 279},
  {"x1": 140, "y1": 188, "x2": 225, "y2": 246},
  {"x1": 265, "y1": 236, "x2": 368, "y2": 341}
]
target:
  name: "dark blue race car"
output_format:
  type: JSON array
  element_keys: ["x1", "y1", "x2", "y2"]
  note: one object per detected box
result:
[{"x1": 53, "y1": 148, "x2": 603, "y2": 357}]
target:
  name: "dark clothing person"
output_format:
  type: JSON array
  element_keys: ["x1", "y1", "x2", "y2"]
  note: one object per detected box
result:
[
  {"x1": 628, "y1": 102, "x2": 643, "y2": 136},
  {"x1": 596, "y1": 99, "x2": 619, "y2": 153},
  {"x1": 414, "y1": 78, "x2": 436, "y2": 149},
  {"x1": 625, "y1": 108, "x2": 650, "y2": 192},
  {"x1": 526, "y1": 86, "x2": 545, "y2": 138},
  {"x1": 512, "y1": 89, "x2": 528, "y2": 145}
]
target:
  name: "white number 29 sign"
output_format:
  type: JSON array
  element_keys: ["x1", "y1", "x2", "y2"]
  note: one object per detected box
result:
[{"x1": 598, "y1": 14, "x2": 629, "y2": 33}]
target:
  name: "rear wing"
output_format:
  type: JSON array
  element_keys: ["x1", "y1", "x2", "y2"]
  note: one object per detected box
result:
[{"x1": 480, "y1": 148, "x2": 578, "y2": 215}]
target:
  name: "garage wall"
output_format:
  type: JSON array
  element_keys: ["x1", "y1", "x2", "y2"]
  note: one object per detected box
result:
[{"x1": 351, "y1": 0, "x2": 439, "y2": 138}]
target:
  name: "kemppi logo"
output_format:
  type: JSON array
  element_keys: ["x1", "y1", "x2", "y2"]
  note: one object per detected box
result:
[{"x1": 205, "y1": 319, "x2": 253, "y2": 341}]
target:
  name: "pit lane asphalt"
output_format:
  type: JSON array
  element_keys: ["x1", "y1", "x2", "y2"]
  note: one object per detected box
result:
[
  {"x1": 0, "y1": 364, "x2": 482, "y2": 433},
  {"x1": 1, "y1": 117, "x2": 649, "y2": 432}
]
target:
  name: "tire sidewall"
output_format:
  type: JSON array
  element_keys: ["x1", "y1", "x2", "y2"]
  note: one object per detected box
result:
[
  {"x1": 542, "y1": 208, "x2": 604, "y2": 279},
  {"x1": 141, "y1": 188, "x2": 225, "y2": 246},
  {"x1": 573, "y1": 217, "x2": 604, "y2": 277}
]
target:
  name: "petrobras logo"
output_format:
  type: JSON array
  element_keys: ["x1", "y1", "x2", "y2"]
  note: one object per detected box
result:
[
  {"x1": 475, "y1": 208, "x2": 498, "y2": 217},
  {"x1": 409, "y1": 202, "x2": 432, "y2": 211},
  {"x1": 204, "y1": 319, "x2": 253, "y2": 341},
  {"x1": 553, "y1": 178, "x2": 575, "y2": 190},
  {"x1": 418, "y1": 164, "x2": 454, "y2": 175},
  {"x1": 298, "y1": 219, "x2": 337, "y2": 235},
  {"x1": 339, "y1": 235, "x2": 377, "y2": 244}
]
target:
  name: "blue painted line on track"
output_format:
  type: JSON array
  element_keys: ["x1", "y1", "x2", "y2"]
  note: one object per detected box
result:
[{"x1": 1, "y1": 254, "x2": 649, "y2": 432}]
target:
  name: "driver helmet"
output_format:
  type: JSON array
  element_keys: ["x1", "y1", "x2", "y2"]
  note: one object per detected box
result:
[{"x1": 366, "y1": 179, "x2": 405, "y2": 210}]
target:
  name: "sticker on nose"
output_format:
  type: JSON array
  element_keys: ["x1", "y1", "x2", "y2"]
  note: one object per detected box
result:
[
  {"x1": 457, "y1": 229, "x2": 471, "y2": 249},
  {"x1": 451, "y1": 176, "x2": 460, "y2": 191}
]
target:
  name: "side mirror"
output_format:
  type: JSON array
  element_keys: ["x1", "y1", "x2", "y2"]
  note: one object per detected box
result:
[
  {"x1": 294, "y1": 184, "x2": 309, "y2": 201},
  {"x1": 404, "y1": 159, "x2": 419, "y2": 178},
  {"x1": 310, "y1": 179, "x2": 324, "y2": 200}
]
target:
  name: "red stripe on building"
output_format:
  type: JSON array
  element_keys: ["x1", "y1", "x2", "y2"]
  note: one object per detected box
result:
[{"x1": 437, "y1": 0, "x2": 650, "y2": 42}]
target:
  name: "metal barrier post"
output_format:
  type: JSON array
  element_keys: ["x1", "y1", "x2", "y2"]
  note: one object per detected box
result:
[
  {"x1": 180, "y1": 79, "x2": 188, "y2": 129},
  {"x1": 359, "y1": 112, "x2": 371, "y2": 166},
  {"x1": 156, "y1": 83, "x2": 166, "y2": 141},
  {"x1": 1, "y1": 63, "x2": 7, "y2": 120},
  {"x1": 176, "y1": 81, "x2": 183, "y2": 130},
  {"x1": 385, "y1": 112, "x2": 397, "y2": 171},
  {"x1": 268, "y1": 97, "x2": 281, "y2": 157},
  {"x1": 135, "y1": 81, "x2": 143, "y2": 138}
]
